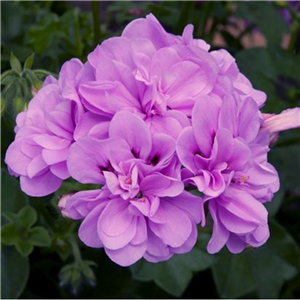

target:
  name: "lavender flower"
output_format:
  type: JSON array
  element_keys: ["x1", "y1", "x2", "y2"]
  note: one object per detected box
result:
[
  {"x1": 177, "y1": 94, "x2": 281, "y2": 253},
  {"x1": 5, "y1": 14, "x2": 300, "y2": 265},
  {"x1": 5, "y1": 59, "x2": 109, "y2": 196},
  {"x1": 63, "y1": 111, "x2": 201, "y2": 266}
]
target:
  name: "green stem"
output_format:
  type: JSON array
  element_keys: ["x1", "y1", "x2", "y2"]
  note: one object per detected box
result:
[
  {"x1": 74, "y1": 10, "x2": 83, "y2": 57},
  {"x1": 91, "y1": 1, "x2": 101, "y2": 46},
  {"x1": 288, "y1": 20, "x2": 299, "y2": 53},
  {"x1": 32, "y1": 198, "x2": 57, "y2": 233},
  {"x1": 175, "y1": 1, "x2": 195, "y2": 35},
  {"x1": 68, "y1": 234, "x2": 82, "y2": 264}
]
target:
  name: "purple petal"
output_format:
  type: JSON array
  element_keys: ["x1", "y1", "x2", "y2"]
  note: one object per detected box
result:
[
  {"x1": 27, "y1": 154, "x2": 48, "y2": 178},
  {"x1": 192, "y1": 95, "x2": 219, "y2": 157},
  {"x1": 5, "y1": 140, "x2": 32, "y2": 176},
  {"x1": 218, "y1": 206, "x2": 258, "y2": 234},
  {"x1": 238, "y1": 97, "x2": 260, "y2": 142},
  {"x1": 33, "y1": 135, "x2": 71, "y2": 150},
  {"x1": 211, "y1": 128, "x2": 234, "y2": 167},
  {"x1": 247, "y1": 163, "x2": 280, "y2": 187},
  {"x1": 149, "y1": 201, "x2": 192, "y2": 248},
  {"x1": 207, "y1": 200, "x2": 229, "y2": 254},
  {"x1": 105, "y1": 241, "x2": 147, "y2": 267},
  {"x1": 176, "y1": 126, "x2": 199, "y2": 173},
  {"x1": 59, "y1": 58, "x2": 83, "y2": 82},
  {"x1": 79, "y1": 81, "x2": 139, "y2": 116},
  {"x1": 218, "y1": 95, "x2": 238, "y2": 137},
  {"x1": 45, "y1": 102, "x2": 75, "y2": 140},
  {"x1": 89, "y1": 38, "x2": 134, "y2": 71},
  {"x1": 222, "y1": 188, "x2": 268, "y2": 225},
  {"x1": 78, "y1": 204, "x2": 105, "y2": 248},
  {"x1": 98, "y1": 199, "x2": 137, "y2": 250},
  {"x1": 143, "y1": 251, "x2": 173, "y2": 263},
  {"x1": 103, "y1": 171, "x2": 123, "y2": 196},
  {"x1": 20, "y1": 170, "x2": 62, "y2": 197},
  {"x1": 20, "y1": 139, "x2": 42, "y2": 159},
  {"x1": 67, "y1": 137, "x2": 113, "y2": 184},
  {"x1": 109, "y1": 111, "x2": 152, "y2": 159},
  {"x1": 140, "y1": 173, "x2": 184, "y2": 197},
  {"x1": 130, "y1": 198, "x2": 151, "y2": 217},
  {"x1": 146, "y1": 229, "x2": 171, "y2": 258},
  {"x1": 164, "y1": 191, "x2": 202, "y2": 223},
  {"x1": 147, "y1": 115, "x2": 183, "y2": 139},
  {"x1": 171, "y1": 220, "x2": 197, "y2": 254},
  {"x1": 226, "y1": 234, "x2": 246, "y2": 254},
  {"x1": 149, "y1": 133, "x2": 176, "y2": 168},
  {"x1": 131, "y1": 217, "x2": 147, "y2": 245},
  {"x1": 42, "y1": 147, "x2": 69, "y2": 165},
  {"x1": 74, "y1": 112, "x2": 110, "y2": 141},
  {"x1": 66, "y1": 189, "x2": 106, "y2": 220},
  {"x1": 122, "y1": 14, "x2": 176, "y2": 49},
  {"x1": 50, "y1": 162, "x2": 69, "y2": 180},
  {"x1": 227, "y1": 138, "x2": 251, "y2": 171},
  {"x1": 262, "y1": 108, "x2": 300, "y2": 134}
]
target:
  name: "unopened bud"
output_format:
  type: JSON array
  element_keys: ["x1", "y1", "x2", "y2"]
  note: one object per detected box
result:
[{"x1": 58, "y1": 194, "x2": 73, "y2": 218}]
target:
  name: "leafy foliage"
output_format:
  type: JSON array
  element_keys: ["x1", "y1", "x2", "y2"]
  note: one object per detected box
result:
[
  {"x1": 212, "y1": 219, "x2": 300, "y2": 298},
  {"x1": 1, "y1": 246, "x2": 30, "y2": 299},
  {"x1": 1, "y1": 206, "x2": 51, "y2": 256},
  {"x1": 131, "y1": 234, "x2": 217, "y2": 297}
]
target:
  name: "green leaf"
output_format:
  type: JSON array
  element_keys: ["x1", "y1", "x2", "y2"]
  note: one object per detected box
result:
[
  {"x1": 0, "y1": 70, "x2": 20, "y2": 82},
  {"x1": 80, "y1": 260, "x2": 97, "y2": 286},
  {"x1": 269, "y1": 144, "x2": 300, "y2": 193},
  {"x1": 1, "y1": 169, "x2": 28, "y2": 225},
  {"x1": 212, "y1": 249, "x2": 256, "y2": 298},
  {"x1": 2, "y1": 211, "x2": 19, "y2": 223},
  {"x1": 29, "y1": 226, "x2": 51, "y2": 247},
  {"x1": 19, "y1": 206, "x2": 37, "y2": 229},
  {"x1": 15, "y1": 239, "x2": 34, "y2": 257},
  {"x1": 249, "y1": 246, "x2": 296, "y2": 298},
  {"x1": 10, "y1": 52, "x2": 22, "y2": 73},
  {"x1": 265, "y1": 187, "x2": 285, "y2": 216},
  {"x1": 1, "y1": 97, "x2": 5, "y2": 115},
  {"x1": 131, "y1": 237, "x2": 217, "y2": 297},
  {"x1": 23, "y1": 69, "x2": 38, "y2": 85},
  {"x1": 1, "y1": 245, "x2": 29, "y2": 298},
  {"x1": 23, "y1": 53, "x2": 35, "y2": 70},
  {"x1": 1, "y1": 224, "x2": 19, "y2": 245},
  {"x1": 268, "y1": 219, "x2": 300, "y2": 270},
  {"x1": 212, "y1": 219, "x2": 300, "y2": 298}
]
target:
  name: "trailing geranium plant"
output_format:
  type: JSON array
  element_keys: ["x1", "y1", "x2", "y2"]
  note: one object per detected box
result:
[{"x1": 5, "y1": 14, "x2": 300, "y2": 267}]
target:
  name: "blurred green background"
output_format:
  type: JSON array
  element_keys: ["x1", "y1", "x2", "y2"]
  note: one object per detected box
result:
[{"x1": 1, "y1": 1, "x2": 300, "y2": 299}]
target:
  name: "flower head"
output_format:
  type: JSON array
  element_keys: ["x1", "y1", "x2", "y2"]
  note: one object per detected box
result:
[
  {"x1": 177, "y1": 93, "x2": 280, "y2": 253},
  {"x1": 5, "y1": 14, "x2": 300, "y2": 265},
  {"x1": 65, "y1": 111, "x2": 201, "y2": 266},
  {"x1": 5, "y1": 59, "x2": 108, "y2": 196}
]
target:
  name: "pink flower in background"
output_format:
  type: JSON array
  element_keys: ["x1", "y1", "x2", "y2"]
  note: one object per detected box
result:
[{"x1": 262, "y1": 108, "x2": 300, "y2": 144}]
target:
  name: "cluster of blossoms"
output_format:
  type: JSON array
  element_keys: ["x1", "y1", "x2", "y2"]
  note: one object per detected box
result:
[{"x1": 5, "y1": 15, "x2": 299, "y2": 266}]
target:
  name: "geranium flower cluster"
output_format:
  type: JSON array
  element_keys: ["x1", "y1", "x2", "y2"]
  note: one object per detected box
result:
[{"x1": 5, "y1": 15, "x2": 299, "y2": 266}]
